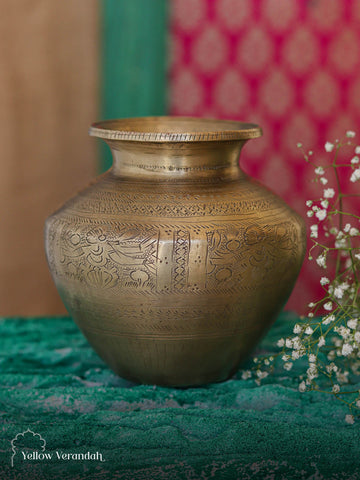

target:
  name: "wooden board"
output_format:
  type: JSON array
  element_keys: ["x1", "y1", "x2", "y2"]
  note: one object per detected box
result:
[{"x1": 0, "y1": 1, "x2": 98, "y2": 315}]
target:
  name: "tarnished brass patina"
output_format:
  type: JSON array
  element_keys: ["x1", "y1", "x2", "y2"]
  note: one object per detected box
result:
[{"x1": 45, "y1": 117, "x2": 306, "y2": 386}]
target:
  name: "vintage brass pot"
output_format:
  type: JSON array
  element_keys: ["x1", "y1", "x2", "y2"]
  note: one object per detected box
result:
[{"x1": 45, "y1": 117, "x2": 306, "y2": 386}]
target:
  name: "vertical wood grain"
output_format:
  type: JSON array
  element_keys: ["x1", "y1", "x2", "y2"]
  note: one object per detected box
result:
[{"x1": 0, "y1": 1, "x2": 98, "y2": 315}]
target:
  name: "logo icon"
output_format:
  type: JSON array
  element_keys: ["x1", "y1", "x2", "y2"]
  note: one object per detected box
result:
[
  {"x1": 11, "y1": 429, "x2": 46, "y2": 467},
  {"x1": 10, "y1": 429, "x2": 105, "y2": 465}
]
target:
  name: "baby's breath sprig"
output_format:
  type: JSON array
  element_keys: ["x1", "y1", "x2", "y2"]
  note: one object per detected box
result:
[{"x1": 241, "y1": 131, "x2": 360, "y2": 424}]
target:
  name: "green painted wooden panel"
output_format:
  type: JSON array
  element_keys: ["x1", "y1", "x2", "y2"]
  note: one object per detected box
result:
[{"x1": 99, "y1": 0, "x2": 169, "y2": 171}]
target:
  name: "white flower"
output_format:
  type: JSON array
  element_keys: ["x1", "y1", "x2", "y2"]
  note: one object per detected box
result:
[
  {"x1": 332, "y1": 384, "x2": 340, "y2": 393},
  {"x1": 345, "y1": 258, "x2": 352, "y2": 268},
  {"x1": 323, "y1": 188, "x2": 335, "y2": 199},
  {"x1": 309, "y1": 354, "x2": 316, "y2": 363},
  {"x1": 283, "y1": 362, "x2": 293, "y2": 371},
  {"x1": 320, "y1": 177, "x2": 328, "y2": 185},
  {"x1": 310, "y1": 225, "x2": 318, "y2": 238},
  {"x1": 315, "y1": 209, "x2": 327, "y2": 221},
  {"x1": 336, "y1": 371, "x2": 349, "y2": 383},
  {"x1": 335, "y1": 237, "x2": 347, "y2": 248},
  {"x1": 338, "y1": 326, "x2": 350, "y2": 339},
  {"x1": 333, "y1": 334, "x2": 342, "y2": 345},
  {"x1": 305, "y1": 326, "x2": 313, "y2": 335},
  {"x1": 308, "y1": 302, "x2": 315, "y2": 308},
  {"x1": 297, "y1": 142, "x2": 302, "y2": 148},
  {"x1": 351, "y1": 156, "x2": 359, "y2": 164},
  {"x1": 357, "y1": 399, "x2": 360, "y2": 408},
  {"x1": 306, "y1": 200, "x2": 313, "y2": 207},
  {"x1": 282, "y1": 354, "x2": 290, "y2": 362},
  {"x1": 345, "y1": 414, "x2": 355, "y2": 425},
  {"x1": 307, "y1": 365, "x2": 318, "y2": 380},
  {"x1": 323, "y1": 314, "x2": 335, "y2": 325},
  {"x1": 277, "y1": 338, "x2": 285, "y2": 347},
  {"x1": 285, "y1": 338, "x2": 293, "y2": 348},
  {"x1": 325, "y1": 142, "x2": 334, "y2": 152},
  {"x1": 316, "y1": 255, "x2": 327, "y2": 268},
  {"x1": 344, "y1": 223, "x2": 351, "y2": 232},
  {"x1": 342, "y1": 343, "x2": 353, "y2": 356},
  {"x1": 326, "y1": 363, "x2": 338, "y2": 373},
  {"x1": 299, "y1": 381, "x2": 306, "y2": 392},
  {"x1": 350, "y1": 227, "x2": 359, "y2": 236},
  {"x1": 355, "y1": 146, "x2": 360, "y2": 154},
  {"x1": 292, "y1": 351, "x2": 300, "y2": 360},
  {"x1": 355, "y1": 332, "x2": 360, "y2": 342},
  {"x1": 241, "y1": 370, "x2": 252, "y2": 380},
  {"x1": 256, "y1": 370, "x2": 269, "y2": 379},
  {"x1": 324, "y1": 302, "x2": 333, "y2": 311},
  {"x1": 315, "y1": 166, "x2": 325, "y2": 175},
  {"x1": 355, "y1": 253, "x2": 360, "y2": 261},
  {"x1": 318, "y1": 336, "x2": 325, "y2": 347},
  {"x1": 346, "y1": 130, "x2": 356, "y2": 138},
  {"x1": 347, "y1": 318, "x2": 358, "y2": 329},
  {"x1": 320, "y1": 199, "x2": 329, "y2": 209},
  {"x1": 320, "y1": 277, "x2": 330, "y2": 286},
  {"x1": 334, "y1": 287, "x2": 345, "y2": 299},
  {"x1": 292, "y1": 336, "x2": 301, "y2": 350},
  {"x1": 307, "y1": 210, "x2": 314, "y2": 217},
  {"x1": 350, "y1": 168, "x2": 360, "y2": 182}
]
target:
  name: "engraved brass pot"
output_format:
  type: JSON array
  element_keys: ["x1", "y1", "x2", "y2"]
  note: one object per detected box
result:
[{"x1": 45, "y1": 117, "x2": 306, "y2": 387}]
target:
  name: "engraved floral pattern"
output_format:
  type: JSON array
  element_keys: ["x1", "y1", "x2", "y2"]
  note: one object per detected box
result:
[{"x1": 49, "y1": 218, "x2": 302, "y2": 294}]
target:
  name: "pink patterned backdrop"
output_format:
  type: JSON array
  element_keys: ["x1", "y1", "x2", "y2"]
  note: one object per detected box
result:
[{"x1": 168, "y1": 0, "x2": 360, "y2": 313}]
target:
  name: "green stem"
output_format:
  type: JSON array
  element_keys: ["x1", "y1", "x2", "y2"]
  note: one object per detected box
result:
[
  {"x1": 333, "y1": 146, "x2": 343, "y2": 277},
  {"x1": 333, "y1": 210, "x2": 360, "y2": 220}
]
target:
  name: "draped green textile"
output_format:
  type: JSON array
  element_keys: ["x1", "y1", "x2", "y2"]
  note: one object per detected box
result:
[
  {"x1": 1, "y1": 312, "x2": 359, "y2": 479},
  {"x1": 99, "y1": 0, "x2": 168, "y2": 172}
]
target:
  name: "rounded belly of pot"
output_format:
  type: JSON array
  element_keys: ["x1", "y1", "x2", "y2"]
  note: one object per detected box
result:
[{"x1": 44, "y1": 175, "x2": 306, "y2": 386}]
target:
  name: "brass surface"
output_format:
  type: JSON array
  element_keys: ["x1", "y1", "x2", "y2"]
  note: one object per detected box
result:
[{"x1": 45, "y1": 117, "x2": 306, "y2": 387}]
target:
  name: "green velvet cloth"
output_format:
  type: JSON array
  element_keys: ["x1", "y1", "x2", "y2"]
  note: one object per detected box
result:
[{"x1": 1, "y1": 312, "x2": 359, "y2": 479}]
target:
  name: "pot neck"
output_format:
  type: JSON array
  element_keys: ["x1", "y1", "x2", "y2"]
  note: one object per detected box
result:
[{"x1": 105, "y1": 139, "x2": 248, "y2": 182}]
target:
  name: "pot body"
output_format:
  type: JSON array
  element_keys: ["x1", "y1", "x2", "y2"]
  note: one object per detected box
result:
[{"x1": 45, "y1": 117, "x2": 306, "y2": 386}]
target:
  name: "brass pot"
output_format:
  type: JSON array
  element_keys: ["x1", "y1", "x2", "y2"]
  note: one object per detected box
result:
[{"x1": 45, "y1": 117, "x2": 306, "y2": 386}]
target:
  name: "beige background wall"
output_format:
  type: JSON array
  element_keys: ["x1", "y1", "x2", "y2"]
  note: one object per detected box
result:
[{"x1": 0, "y1": 1, "x2": 99, "y2": 316}]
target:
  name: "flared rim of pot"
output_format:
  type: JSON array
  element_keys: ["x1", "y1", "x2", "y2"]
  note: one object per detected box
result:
[{"x1": 89, "y1": 116, "x2": 262, "y2": 143}]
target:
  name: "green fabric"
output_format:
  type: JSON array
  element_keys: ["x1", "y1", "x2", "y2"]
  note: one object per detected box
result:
[
  {"x1": 1, "y1": 312, "x2": 359, "y2": 479},
  {"x1": 99, "y1": 0, "x2": 169, "y2": 171}
]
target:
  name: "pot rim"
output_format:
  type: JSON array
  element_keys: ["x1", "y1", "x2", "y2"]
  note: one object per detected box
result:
[{"x1": 89, "y1": 116, "x2": 262, "y2": 143}]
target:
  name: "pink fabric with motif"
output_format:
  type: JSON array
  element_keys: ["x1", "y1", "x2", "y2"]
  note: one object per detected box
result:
[{"x1": 169, "y1": 0, "x2": 360, "y2": 313}]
